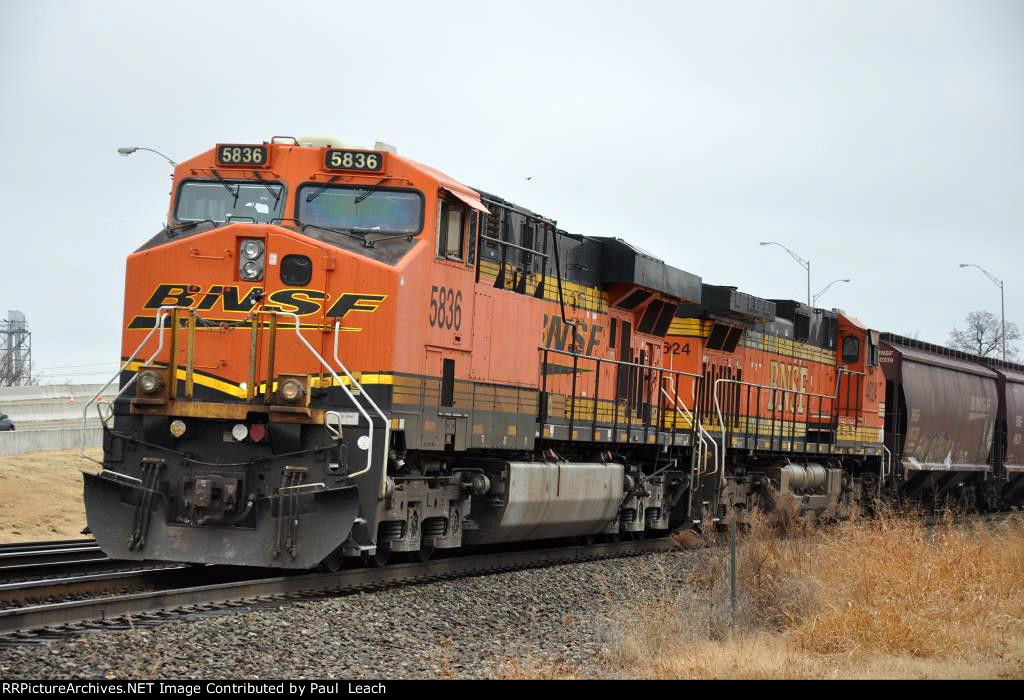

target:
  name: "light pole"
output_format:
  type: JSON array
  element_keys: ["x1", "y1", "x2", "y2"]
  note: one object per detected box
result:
[
  {"x1": 117, "y1": 146, "x2": 178, "y2": 167},
  {"x1": 959, "y1": 264, "x2": 1007, "y2": 362},
  {"x1": 813, "y1": 279, "x2": 851, "y2": 306},
  {"x1": 760, "y1": 241, "x2": 811, "y2": 307}
]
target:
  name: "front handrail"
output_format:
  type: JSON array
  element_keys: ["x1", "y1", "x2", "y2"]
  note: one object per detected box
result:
[
  {"x1": 333, "y1": 321, "x2": 391, "y2": 498},
  {"x1": 263, "y1": 310, "x2": 376, "y2": 481},
  {"x1": 82, "y1": 306, "x2": 384, "y2": 485},
  {"x1": 80, "y1": 306, "x2": 178, "y2": 466}
]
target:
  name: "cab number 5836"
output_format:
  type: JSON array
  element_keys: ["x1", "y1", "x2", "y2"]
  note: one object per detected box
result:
[{"x1": 428, "y1": 286, "x2": 462, "y2": 331}]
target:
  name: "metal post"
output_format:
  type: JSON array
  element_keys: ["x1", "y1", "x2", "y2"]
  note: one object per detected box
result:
[
  {"x1": 730, "y1": 518, "x2": 737, "y2": 636},
  {"x1": 1001, "y1": 281, "x2": 1007, "y2": 362},
  {"x1": 807, "y1": 259, "x2": 811, "y2": 308}
]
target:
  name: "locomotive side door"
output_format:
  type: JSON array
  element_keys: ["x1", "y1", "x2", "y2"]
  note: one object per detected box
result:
[{"x1": 423, "y1": 346, "x2": 471, "y2": 451}]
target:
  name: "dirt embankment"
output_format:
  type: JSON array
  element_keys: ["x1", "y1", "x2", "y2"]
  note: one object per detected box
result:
[{"x1": 0, "y1": 449, "x2": 99, "y2": 542}]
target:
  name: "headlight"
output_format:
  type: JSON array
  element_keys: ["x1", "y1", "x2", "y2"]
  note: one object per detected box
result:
[
  {"x1": 241, "y1": 260, "x2": 262, "y2": 280},
  {"x1": 279, "y1": 378, "x2": 305, "y2": 403},
  {"x1": 138, "y1": 370, "x2": 163, "y2": 395},
  {"x1": 241, "y1": 239, "x2": 264, "y2": 259}
]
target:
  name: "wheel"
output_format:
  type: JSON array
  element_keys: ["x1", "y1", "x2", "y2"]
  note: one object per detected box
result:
[
  {"x1": 367, "y1": 548, "x2": 390, "y2": 567},
  {"x1": 319, "y1": 549, "x2": 343, "y2": 572},
  {"x1": 403, "y1": 546, "x2": 434, "y2": 563}
]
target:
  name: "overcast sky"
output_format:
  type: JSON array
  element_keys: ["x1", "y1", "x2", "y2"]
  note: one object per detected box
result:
[{"x1": 1, "y1": 0, "x2": 1022, "y2": 382}]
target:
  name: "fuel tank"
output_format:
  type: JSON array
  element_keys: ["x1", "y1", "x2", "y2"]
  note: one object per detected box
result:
[{"x1": 466, "y1": 460, "x2": 624, "y2": 544}]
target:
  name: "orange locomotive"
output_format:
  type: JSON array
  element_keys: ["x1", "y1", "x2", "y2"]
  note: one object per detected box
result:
[{"x1": 83, "y1": 136, "x2": 892, "y2": 569}]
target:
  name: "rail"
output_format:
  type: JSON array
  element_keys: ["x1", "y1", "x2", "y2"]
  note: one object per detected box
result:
[
  {"x1": 711, "y1": 369, "x2": 867, "y2": 483},
  {"x1": 80, "y1": 305, "x2": 179, "y2": 466},
  {"x1": 539, "y1": 346, "x2": 703, "y2": 446},
  {"x1": 660, "y1": 383, "x2": 718, "y2": 518},
  {"x1": 333, "y1": 321, "x2": 391, "y2": 497},
  {"x1": 80, "y1": 306, "x2": 388, "y2": 486}
]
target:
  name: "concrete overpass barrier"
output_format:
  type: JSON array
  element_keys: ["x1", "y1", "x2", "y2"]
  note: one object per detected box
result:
[{"x1": 0, "y1": 426, "x2": 103, "y2": 456}]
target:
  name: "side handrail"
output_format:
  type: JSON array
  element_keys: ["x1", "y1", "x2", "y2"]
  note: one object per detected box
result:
[
  {"x1": 712, "y1": 377, "x2": 848, "y2": 488},
  {"x1": 881, "y1": 444, "x2": 893, "y2": 483},
  {"x1": 540, "y1": 346, "x2": 704, "y2": 379},
  {"x1": 660, "y1": 375, "x2": 719, "y2": 477},
  {"x1": 80, "y1": 306, "x2": 178, "y2": 466},
  {"x1": 660, "y1": 385, "x2": 718, "y2": 486}
]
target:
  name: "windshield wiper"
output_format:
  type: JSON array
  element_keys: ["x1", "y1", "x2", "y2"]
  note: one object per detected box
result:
[
  {"x1": 162, "y1": 219, "x2": 219, "y2": 238},
  {"x1": 300, "y1": 222, "x2": 369, "y2": 245},
  {"x1": 305, "y1": 175, "x2": 340, "y2": 203},
  {"x1": 250, "y1": 170, "x2": 282, "y2": 206},
  {"x1": 354, "y1": 177, "x2": 390, "y2": 204},
  {"x1": 204, "y1": 168, "x2": 239, "y2": 208}
]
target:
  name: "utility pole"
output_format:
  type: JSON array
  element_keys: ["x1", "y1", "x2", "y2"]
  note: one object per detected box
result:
[
  {"x1": 959, "y1": 264, "x2": 1007, "y2": 362},
  {"x1": 0, "y1": 310, "x2": 32, "y2": 387}
]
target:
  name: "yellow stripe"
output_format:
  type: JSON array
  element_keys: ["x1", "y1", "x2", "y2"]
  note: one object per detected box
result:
[
  {"x1": 667, "y1": 319, "x2": 712, "y2": 337},
  {"x1": 124, "y1": 362, "x2": 394, "y2": 398}
]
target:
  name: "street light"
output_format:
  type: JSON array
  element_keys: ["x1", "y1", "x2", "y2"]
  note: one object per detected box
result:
[
  {"x1": 813, "y1": 279, "x2": 851, "y2": 305},
  {"x1": 117, "y1": 146, "x2": 178, "y2": 167},
  {"x1": 959, "y1": 263, "x2": 1007, "y2": 362},
  {"x1": 759, "y1": 241, "x2": 810, "y2": 307}
]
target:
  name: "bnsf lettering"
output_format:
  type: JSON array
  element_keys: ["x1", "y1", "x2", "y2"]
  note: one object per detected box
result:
[
  {"x1": 145, "y1": 284, "x2": 197, "y2": 308},
  {"x1": 543, "y1": 314, "x2": 604, "y2": 355},
  {"x1": 326, "y1": 294, "x2": 387, "y2": 318},
  {"x1": 139, "y1": 284, "x2": 386, "y2": 319},
  {"x1": 264, "y1": 289, "x2": 327, "y2": 317},
  {"x1": 221, "y1": 286, "x2": 262, "y2": 312},
  {"x1": 767, "y1": 360, "x2": 809, "y2": 414}
]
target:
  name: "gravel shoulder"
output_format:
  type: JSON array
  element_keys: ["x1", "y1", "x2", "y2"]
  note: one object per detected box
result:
[{"x1": 0, "y1": 550, "x2": 697, "y2": 680}]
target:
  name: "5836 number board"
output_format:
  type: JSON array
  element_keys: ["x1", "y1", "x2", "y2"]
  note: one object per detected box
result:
[
  {"x1": 217, "y1": 144, "x2": 268, "y2": 166},
  {"x1": 325, "y1": 150, "x2": 384, "y2": 172}
]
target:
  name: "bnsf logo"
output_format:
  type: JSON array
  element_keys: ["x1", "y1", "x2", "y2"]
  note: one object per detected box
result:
[{"x1": 128, "y1": 284, "x2": 386, "y2": 329}]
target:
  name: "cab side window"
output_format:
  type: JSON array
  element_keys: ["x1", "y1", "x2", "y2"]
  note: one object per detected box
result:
[
  {"x1": 437, "y1": 199, "x2": 465, "y2": 260},
  {"x1": 842, "y1": 335, "x2": 860, "y2": 363}
]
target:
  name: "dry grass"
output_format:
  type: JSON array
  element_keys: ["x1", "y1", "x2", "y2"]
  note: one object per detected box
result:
[
  {"x1": 0, "y1": 448, "x2": 99, "y2": 542},
  {"x1": 605, "y1": 510, "x2": 1024, "y2": 679},
  {"x1": 514, "y1": 509, "x2": 1024, "y2": 679}
]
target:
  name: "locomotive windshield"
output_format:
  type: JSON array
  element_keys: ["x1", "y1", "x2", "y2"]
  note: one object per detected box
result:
[
  {"x1": 298, "y1": 185, "x2": 423, "y2": 234},
  {"x1": 175, "y1": 180, "x2": 285, "y2": 224}
]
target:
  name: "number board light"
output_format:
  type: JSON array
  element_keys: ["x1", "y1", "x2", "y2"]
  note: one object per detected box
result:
[
  {"x1": 216, "y1": 144, "x2": 269, "y2": 167},
  {"x1": 324, "y1": 149, "x2": 384, "y2": 172}
]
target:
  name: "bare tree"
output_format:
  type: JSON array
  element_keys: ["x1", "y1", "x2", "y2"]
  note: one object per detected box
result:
[{"x1": 948, "y1": 311, "x2": 1021, "y2": 359}]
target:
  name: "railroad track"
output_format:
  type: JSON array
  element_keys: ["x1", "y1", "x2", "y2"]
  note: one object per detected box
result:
[
  {"x1": 0, "y1": 538, "x2": 675, "y2": 641},
  {"x1": 0, "y1": 539, "x2": 103, "y2": 570},
  {"x1": 0, "y1": 539, "x2": 190, "y2": 586},
  {"x1": 0, "y1": 538, "x2": 129, "y2": 583}
]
